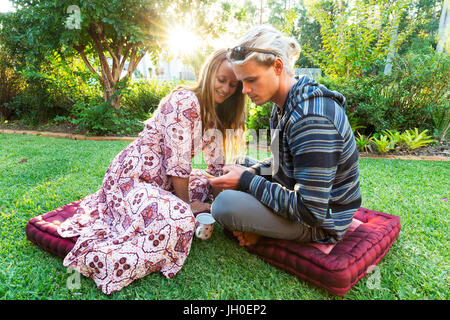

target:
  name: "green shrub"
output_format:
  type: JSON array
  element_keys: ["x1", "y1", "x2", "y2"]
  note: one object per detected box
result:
[
  {"x1": 319, "y1": 75, "x2": 389, "y2": 134},
  {"x1": 53, "y1": 78, "x2": 182, "y2": 136},
  {"x1": 4, "y1": 76, "x2": 55, "y2": 126},
  {"x1": 349, "y1": 117, "x2": 366, "y2": 134},
  {"x1": 121, "y1": 79, "x2": 177, "y2": 119},
  {"x1": 245, "y1": 100, "x2": 273, "y2": 146},
  {"x1": 372, "y1": 134, "x2": 395, "y2": 154},
  {"x1": 2, "y1": 52, "x2": 103, "y2": 126},
  {"x1": 401, "y1": 128, "x2": 436, "y2": 151},
  {"x1": 55, "y1": 95, "x2": 145, "y2": 136},
  {"x1": 355, "y1": 132, "x2": 373, "y2": 153},
  {"x1": 365, "y1": 128, "x2": 436, "y2": 154},
  {"x1": 382, "y1": 53, "x2": 449, "y2": 134},
  {"x1": 71, "y1": 98, "x2": 122, "y2": 135},
  {"x1": 382, "y1": 129, "x2": 405, "y2": 151},
  {"x1": 245, "y1": 100, "x2": 272, "y2": 131},
  {"x1": 0, "y1": 47, "x2": 25, "y2": 120},
  {"x1": 320, "y1": 53, "x2": 449, "y2": 140}
]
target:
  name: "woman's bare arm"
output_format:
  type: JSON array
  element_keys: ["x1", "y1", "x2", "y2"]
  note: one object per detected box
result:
[
  {"x1": 170, "y1": 176, "x2": 190, "y2": 203},
  {"x1": 170, "y1": 175, "x2": 212, "y2": 213}
]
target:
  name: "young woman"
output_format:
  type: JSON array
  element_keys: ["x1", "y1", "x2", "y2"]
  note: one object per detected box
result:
[{"x1": 57, "y1": 49, "x2": 246, "y2": 294}]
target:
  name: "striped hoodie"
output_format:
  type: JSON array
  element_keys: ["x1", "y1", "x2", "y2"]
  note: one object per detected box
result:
[{"x1": 238, "y1": 76, "x2": 361, "y2": 243}]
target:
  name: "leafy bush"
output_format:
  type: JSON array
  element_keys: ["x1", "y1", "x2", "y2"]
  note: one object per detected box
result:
[
  {"x1": 2, "y1": 52, "x2": 103, "y2": 126},
  {"x1": 320, "y1": 53, "x2": 449, "y2": 140},
  {"x1": 401, "y1": 128, "x2": 436, "y2": 151},
  {"x1": 357, "y1": 127, "x2": 436, "y2": 154},
  {"x1": 381, "y1": 129, "x2": 405, "y2": 151},
  {"x1": 245, "y1": 100, "x2": 272, "y2": 131},
  {"x1": 4, "y1": 76, "x2": 56, "y2": 126},
  {"x1": 382, "y1": 53, "x2": 449, "y2": 134},
  {"x1": 245, "y1": 100, "x2": 273, "y2": 146},
  {"x1": 0, "y1": 48, "x2": 25, "y2": 120},
  {"x1": 303, "y1": 0, "x2": 409, "y2": 78},
  {"x1": 319, "y1": 75, "x2": 388, "y2": 134},
  {"x1": 54, "y1": 79, "x2": 181, "y2": 136},
  {"x1": 372, "y1": 134, "x2": 395, "y2": 154},
  {"x1": 355, "y1": 132, "x2": 373, "y2": 153},
  {"x1": 121, "y1": 79, "x2": 176, "y2": 119},
  {"x1": 54, "y1": 99, "x2": 143, "y2": 136}
]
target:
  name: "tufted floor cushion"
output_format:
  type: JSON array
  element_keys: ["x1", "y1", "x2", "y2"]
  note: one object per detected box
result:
[
  {"x1": 27, "y1": 203, "x2": 400, "y2": 296},
  {"x1": 26, "y1": 201, "x2": 80, "y2": 258},
  {"x1": 227, "y1": 207, "x2": 401, "y2": 296},
  {"x1": 26, "y1": 200, "x2": 210, "y2": 259}
]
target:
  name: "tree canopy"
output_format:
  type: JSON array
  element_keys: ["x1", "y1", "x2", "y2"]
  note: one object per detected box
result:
[{"x1": 1, "y1": 0, "x2": 170, "y2": 108}]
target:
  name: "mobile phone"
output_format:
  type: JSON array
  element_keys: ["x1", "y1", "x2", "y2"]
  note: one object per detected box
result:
[{"x1": 201, "y1": 170, "x2": 216, "y2": 178}]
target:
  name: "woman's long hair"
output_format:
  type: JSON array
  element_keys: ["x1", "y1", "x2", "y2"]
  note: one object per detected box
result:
[{"x1": 169, "y1": 49, "x2": 247, "y2": 162}]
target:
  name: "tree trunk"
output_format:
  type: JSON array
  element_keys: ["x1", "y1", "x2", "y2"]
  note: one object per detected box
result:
[
  {"x1": 74, "y1": 23, "x2": 147, "y2": 110},
  {"x1": 384, "y1": 18, "x2": 399, "y2": 76},
  {"x1": 110, "y1": 95, "x2": 122, "y2": 110},
  {"x1": 440, "y1": 119, "x2": 450, "y2": 143},
  {"x1": 102, "y1": 81, "x2": 121, "y2": 109},
  {"x1": 260, "y1": 0, "x2": 263, "y2": 24},
  {"x1": 437, "y1": 0, "x2": 449, "y2": 53}
]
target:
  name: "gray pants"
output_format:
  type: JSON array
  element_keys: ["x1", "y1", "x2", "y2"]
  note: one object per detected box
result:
[{"x1": 211, "y1": 189, "x2": 312, "y2": 242}]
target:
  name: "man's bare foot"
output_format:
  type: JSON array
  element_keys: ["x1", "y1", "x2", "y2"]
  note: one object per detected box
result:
[{"x1": 232, "y1": 231, "x2": 260, "y2": 247}]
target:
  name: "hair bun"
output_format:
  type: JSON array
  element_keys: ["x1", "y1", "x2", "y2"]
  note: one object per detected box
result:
[
  {"x1": 285, "y1": 37, "x2": 300, "y2": 63},
  {"x1": 233, "y1": 24, "x2": 301, "y2": 76}
]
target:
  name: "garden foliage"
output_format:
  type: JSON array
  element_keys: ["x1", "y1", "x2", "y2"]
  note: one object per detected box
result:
[
  {"x1": 0, "y1": 0, "x2": 448, "y2": 145},
  {"x1": 319, "y1": 53, "x2": 449, "y2": 140}
]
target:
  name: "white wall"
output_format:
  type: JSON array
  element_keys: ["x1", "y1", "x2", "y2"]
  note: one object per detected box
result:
[{"x1": 133, "y1": 54, "x2": 196, "y2": 81}]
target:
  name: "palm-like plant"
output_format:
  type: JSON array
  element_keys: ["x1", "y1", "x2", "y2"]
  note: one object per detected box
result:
[
  {"x1": 355, "y1": 132, "x2": 373, "y2": 153},
  {"x1": 372, "y1": 134, "x2": 395, "y2": 154},
  {"x1": 402, "y1": 128, "x2": 436, "y2": 151},
  {"x1": 382, "y1": 129, "x2": 405, "y2": 151}
]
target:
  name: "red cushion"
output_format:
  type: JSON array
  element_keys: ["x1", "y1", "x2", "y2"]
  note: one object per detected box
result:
[
  {"x1": 26, "y1": 201, "x2": 80, "y2": 258},
  {"x1": 26, "y1": 200, "x2": 211, "y2": 259},
  {"x1": 27, "y1": 204, "x2": 400, "y2": 296},
  {"x1": 242, "y1": 208, "x2": 401, "y2": 296}
]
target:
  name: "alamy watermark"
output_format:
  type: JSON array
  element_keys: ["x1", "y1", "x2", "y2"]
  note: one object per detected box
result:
[
  {"x1": 366, "y1": 265, "x2": 382, "y2": 290},
  {"x1": 65, "y1": 5, "x2": 81, "y2": 30},
  {"x1": 66, "y1": 266, "x2": 81, "y2": 291},
  {"x1": 188, "y1": 128, "x2": 280, "y2": 175}
]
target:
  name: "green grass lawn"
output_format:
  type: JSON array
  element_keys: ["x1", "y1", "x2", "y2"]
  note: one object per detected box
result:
[{"x1": 0, "y1": 133, "x2": 448, "y2": 300}]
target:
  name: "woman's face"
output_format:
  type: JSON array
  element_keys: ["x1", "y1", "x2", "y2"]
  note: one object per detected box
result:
[{"x1": 214, "y1": 60, "x2": 240, "y2": 104}]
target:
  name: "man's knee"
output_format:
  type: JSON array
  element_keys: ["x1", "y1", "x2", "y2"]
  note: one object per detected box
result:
[{"x1": 211, "y1": 190, "x2": 240, "y2": 227}]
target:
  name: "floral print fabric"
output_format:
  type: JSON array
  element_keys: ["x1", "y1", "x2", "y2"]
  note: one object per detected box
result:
[{"x1": 57, "y1": 90, "x2": 224, "y2": 294}]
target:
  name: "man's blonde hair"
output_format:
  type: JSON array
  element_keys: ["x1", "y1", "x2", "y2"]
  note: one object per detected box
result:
[{"x1": 229, "y1": 24, "x2": 301, "y2": 76}]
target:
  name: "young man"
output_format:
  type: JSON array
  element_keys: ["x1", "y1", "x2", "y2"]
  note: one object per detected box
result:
[{"x1": 209, "y1": 25, "x2": 361, "y2": 246}]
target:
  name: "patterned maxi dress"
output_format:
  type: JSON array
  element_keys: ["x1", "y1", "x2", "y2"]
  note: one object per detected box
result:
[{"x1": 57, "y1": 89, "x2": 224, "y2": 294}]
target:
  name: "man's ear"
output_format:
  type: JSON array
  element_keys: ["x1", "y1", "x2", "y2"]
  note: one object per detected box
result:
[{"x1": 273, "y1": 58, "x2": 284, "y2": 76}]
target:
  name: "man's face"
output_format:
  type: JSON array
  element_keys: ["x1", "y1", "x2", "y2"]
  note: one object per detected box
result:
[{"x1": 232, "y1": 59, "x2": 279, "y2": 106}]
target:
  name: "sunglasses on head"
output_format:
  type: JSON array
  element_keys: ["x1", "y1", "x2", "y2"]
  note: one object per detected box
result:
[{"x1": 228, "y1": 46, "x2": 278, "y2": 61}]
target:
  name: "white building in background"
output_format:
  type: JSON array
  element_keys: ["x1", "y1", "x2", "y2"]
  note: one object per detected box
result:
[
  {"x1": 127, "y1": 53, "x2": 196, "y2": 81},
  {"x1": 119, "y1": 53, "x2": 320, "y2": 82},
  {"x1": 295, "y1": 68, "x2": 322, "y2": 80}
]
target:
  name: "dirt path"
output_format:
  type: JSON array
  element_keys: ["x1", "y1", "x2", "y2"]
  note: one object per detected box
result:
[{"x1": 0, "y1": 129, "x2": 136, "y2": 141}]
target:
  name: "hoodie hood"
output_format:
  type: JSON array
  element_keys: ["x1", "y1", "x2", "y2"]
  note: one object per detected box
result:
[
  {"x1": 271, "y1": 75, "x2": 347, "y2": 131},
  {"x1": 287, "y1": 75, "x2": 346, "y2": 112}
]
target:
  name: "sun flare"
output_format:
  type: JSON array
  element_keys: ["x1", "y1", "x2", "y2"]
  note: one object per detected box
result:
[{"x1": 168, "y1": 27, "x2": 201, "y2": 57}]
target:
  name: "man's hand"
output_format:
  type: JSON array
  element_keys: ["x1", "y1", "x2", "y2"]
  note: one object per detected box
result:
[{"x1": 208, "y1": 164, "x2": 255, "y2": 190}]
